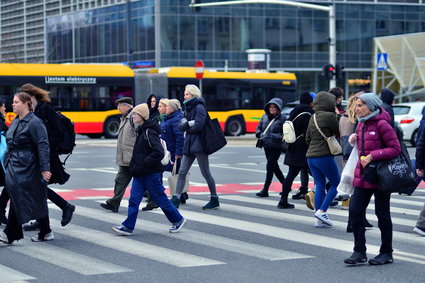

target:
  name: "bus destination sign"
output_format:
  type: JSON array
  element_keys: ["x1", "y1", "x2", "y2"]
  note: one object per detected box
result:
[{"x1": 45, "y1": 76, "x2": 97, "y2": 84}]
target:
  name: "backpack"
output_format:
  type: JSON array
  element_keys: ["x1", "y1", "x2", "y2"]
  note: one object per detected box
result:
[
  {"x1": 56, "y1": 112, "x2": 76, "y2": 156},
  {"x1": 145, "y1": 129, "x2": 171, "y2": 166},
  {"x1": 282, "y1": 112, "x2": 311, "y2": 143}
]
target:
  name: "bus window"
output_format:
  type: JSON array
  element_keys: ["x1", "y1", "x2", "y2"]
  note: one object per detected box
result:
[{"x1": 252, "y1": 87, "x2": 268, "y2": 108}]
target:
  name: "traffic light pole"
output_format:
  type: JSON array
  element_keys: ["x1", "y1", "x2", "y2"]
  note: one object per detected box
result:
[{"x1": 190, "y1": 0, "x2": 337, "y2": 89}]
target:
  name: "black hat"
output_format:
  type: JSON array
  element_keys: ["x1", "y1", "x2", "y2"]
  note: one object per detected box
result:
[
  {"x1": 116, "y1": 97, "x2": 133, "y2": 105},
  {"x1": 300, "y1": 92, "x2": 313, "y2": 105}
]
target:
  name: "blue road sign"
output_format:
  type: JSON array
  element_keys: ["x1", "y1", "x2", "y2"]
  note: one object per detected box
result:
[{"x1": 377, "y1": 53, "x2": 388, "y2": 71}]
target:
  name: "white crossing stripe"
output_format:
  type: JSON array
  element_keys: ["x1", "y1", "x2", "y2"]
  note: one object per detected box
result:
[
  {"x1": 47, "y1": 218, "x2": 224, "y2": 268},
  {"x1": 143, "y1": 198, "x2": 425, "y2": 265},
  {"x1": 75, "y1": 203, "x2": 312, "y2": 261},
  {"x1": 0, "y1": 264, "x2": 36, "y2": 282},
  {"x1": 12, "y1": 241, "x2": 131, "y2": 275},
  {"x1": 209, "y1": 164, "x2": 265, "y2": 173}
]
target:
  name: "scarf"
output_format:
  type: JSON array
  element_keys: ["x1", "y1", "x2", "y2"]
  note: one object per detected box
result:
[{"x1": 357, "y1": 109, "x2": 380, "y2": 123}]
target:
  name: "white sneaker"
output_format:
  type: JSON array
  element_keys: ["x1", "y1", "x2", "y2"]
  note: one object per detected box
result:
[
  {"x1": 314, "y1": 211, "x2": 333, "y2": 226},
  {"x1": 31, "y1": 231, "x2": 54, "y2": 242},
  {"x1": 0, "y1": 231, "x2": 9, "y2": 244},
  {"x1": 413, "y1": 226, "x2": 425, "y2": 236},
  {"x1": 314, "y1": 220, "x2": 328, "y2": 228}
]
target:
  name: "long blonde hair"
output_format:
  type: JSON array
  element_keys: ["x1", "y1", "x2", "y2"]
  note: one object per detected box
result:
[{"x1": 347, "y1": 91, "x2": 365, "y2": 123}]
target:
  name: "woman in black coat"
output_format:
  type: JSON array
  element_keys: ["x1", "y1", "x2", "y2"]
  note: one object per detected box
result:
[
  {"x1": 0, "y1": 100, "x2": 9, "y2": 225},
  {"x1": 170, "y1": 84, "x2": 219, "y2": 210},
  {"x1": 19, "y1": 84, "x2": 75, "y2": 234},
  {"x1": 278, "y1": 93, "x2": 313, "y2": 208},
  {"x1": 255, "y1": 98, "x2": 286, "y2": 197},
  {"x1": 0, "y1": 92, "x2": 51, "y2": 244}
]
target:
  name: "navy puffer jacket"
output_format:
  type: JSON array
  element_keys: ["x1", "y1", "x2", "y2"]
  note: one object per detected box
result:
[
  {"x1": 255, "y1": 98, "x2": 286, "y2": 149},
  {"x1": 161, "y1": 109, "x2": 184, "y2": 171},
  {"x1": 179, "y1": 97, "x2": 207, "y2": 155}
]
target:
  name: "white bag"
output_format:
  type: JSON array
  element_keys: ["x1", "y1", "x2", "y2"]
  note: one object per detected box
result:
[
  {"x1": 282, "y1": 112, "x2": 311, "y2": 143},
  {"x1": 337, "y1": 144, "x2": 358, "y2": 195},
  {"x1": 145, "y1": 129, "x2": 171, "y2": 166},
  {"x1": 168, "y1": 162, "x2": 189, "y2": 195}
]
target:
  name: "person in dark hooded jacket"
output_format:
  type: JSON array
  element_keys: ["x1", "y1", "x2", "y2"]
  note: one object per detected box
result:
[
  {"x1": 380, "y1": 88, "x2": 395, "y2": 128},
  {"x1": 255, "y1": 98, "x2": 286, "y2": 197},
  {"x1": 147, "y1": 94, "x2": 163, "y2": 122},
  {"x1": 112, "y1": 103, "x2": 186, "y2": 235},
  {"x1": 278, "y1": 93, "x2": 313, "y2": 208},
  {"x1": 171, "y1": 84, "x2": 220, "y2": 210}
]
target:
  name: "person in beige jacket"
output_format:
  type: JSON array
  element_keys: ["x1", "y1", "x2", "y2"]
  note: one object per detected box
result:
[{"x1": 100, "y1": 97, "x2": 137, "y2": 212}]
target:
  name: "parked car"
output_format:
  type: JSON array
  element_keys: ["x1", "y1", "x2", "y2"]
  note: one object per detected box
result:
[{"x1": 393, "y1": 102, "x2": 425, "y2": 147}]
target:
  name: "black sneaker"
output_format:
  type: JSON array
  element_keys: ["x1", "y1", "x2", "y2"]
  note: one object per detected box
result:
[
  {"x1": 256, "y1": 189, "x2": 269, "y2": 197},
  {"x1": 292, "y1": 189, "x2": 306, "y2": 200},
  {"x1": 170, "y1": 196, "x2": 180, "y2": 209},
  {"x1": 100, "y1": 202, "x2": 118, "y2": 213},
  {"x1": 344, "y1": 251, "x2": 367, "y2": 264},
  {"x1": 277, "y1": 200, "x2": 295, "y2": 209},
  {"x1": 368, "y1": 253, "x2": 393, "y2": 265},
  {"x1": 61, "y1": 203, "x2": 75, "y2": 226},
  {"x1": 329, "y1": 200, "x2": 338, "y2": 207},
  {"x1": 142, "y1": 202, "x2": 159, "y2": 211},
  {"x1": 0, "y1": 213, "x2": 7, "y2": 225},
  {"x1": 202, "y1": 195, "x2": 220, "y2": 210},
  {"x1": 180, "y1": 192, "x2": 189, "y2": 204}
]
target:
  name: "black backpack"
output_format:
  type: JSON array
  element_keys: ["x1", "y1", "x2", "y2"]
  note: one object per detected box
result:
[{"x1": 56, "y1": 111, "x2": 76, "y2": 156}]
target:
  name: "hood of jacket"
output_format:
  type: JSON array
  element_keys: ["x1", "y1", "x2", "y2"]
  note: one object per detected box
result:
[
  {"x1": 264, "y1": 98, "x2": 283, "y2": 114},
  {"x1": 289, "y1": 103, "x2": 314, "y2": 120},
  {"x1": 184, "y1": 97, "x2": 206, "y2": 112},
  {"x1": 147, "y1": 94, "x2": 164, "y2": 114},
  {"x1": 366, "y1": 106, "x2": 391, "y2": 124},
  {"x1": 313, "y1": 91, "x2": 336, "y2": 113},
  {"x1": 380, "y1": 88, "x2": 395, "y2": 105}
]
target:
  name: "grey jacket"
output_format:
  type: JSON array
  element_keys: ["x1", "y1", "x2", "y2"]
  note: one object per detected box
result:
[
  {"x1": 255, "y1": 98, "x2": 286, "y2": 149},
  {"x1": 5, "y1": 112, "x2": 50, "y2": 224},
  {"x1": 116, "y1": 109, "x2": 138, "y2": 166}
]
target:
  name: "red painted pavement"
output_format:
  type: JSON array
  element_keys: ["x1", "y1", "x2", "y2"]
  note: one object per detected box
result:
[{"x1": 57, "y1": 181, "x2": 425, "y2": 201}]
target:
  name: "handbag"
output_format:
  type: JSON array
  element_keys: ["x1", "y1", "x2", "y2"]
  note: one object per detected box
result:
[
  {"x1": 168, "y1": 162, "x2": 189, "y2": 195},
  {"x1": 337, "y1": 144, "x2": 358, "y2": 195},
  {"x1": 376, "y1": 141, "x2": 418, "y2": 194},
  {"x1": 201, "y1": 114, "x2": 227, "y2": 155},
  {"x1": 256, "y1": 118, "x2": 276, "y2": 149},
  {"x1": 312, "y1": 114, "x2": 342, "y2": 155}
]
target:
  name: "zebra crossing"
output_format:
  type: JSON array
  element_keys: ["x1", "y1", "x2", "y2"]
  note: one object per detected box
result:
[{"x1": 1, "y1": 189, "x2": 424, "y2": 282}]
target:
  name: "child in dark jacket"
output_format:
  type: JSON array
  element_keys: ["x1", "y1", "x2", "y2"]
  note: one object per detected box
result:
[{"x1": 112, "y1": 103, "x2": 186, "y2": 235}]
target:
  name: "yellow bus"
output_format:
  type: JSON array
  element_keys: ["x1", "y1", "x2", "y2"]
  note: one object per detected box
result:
[
  {"x1": 0, "y1": 63, "x2": 134, "y2": 138},
  {"x1": 0, "y1": 64, "x2": 296, "y2": 137},
  {"x1": 143, "y1": 67, "x2": 297, "y2": 135}
]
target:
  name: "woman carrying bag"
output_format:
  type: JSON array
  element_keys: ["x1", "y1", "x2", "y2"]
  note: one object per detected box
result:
[
  {"x1": 343, "y1": 93, "x2": 400, "y2": 265},
  {"x1": 255, "y1": 98, "x2": 286, "y2": 198}
]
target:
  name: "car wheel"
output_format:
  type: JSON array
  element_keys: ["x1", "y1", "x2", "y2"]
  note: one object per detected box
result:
[
  {"x1": 225, "y1": 116, "x2": 245, "y2": 136},
  {"x1": 103, "y1": 117, "x2": 121, "y2": 139},
  {"x1": 411, "y1": 129, "x2": 418, "y2": 147}
]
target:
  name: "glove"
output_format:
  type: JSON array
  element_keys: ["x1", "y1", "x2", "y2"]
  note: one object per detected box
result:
[
  {"x1": 188, "y1": 120, "x2": 195, "y2": 127},
  {"x1": 180, "y1": 118, "x2": 188, "y2": 124}
]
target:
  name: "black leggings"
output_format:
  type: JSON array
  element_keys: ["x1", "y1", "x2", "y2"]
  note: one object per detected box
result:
[
  {"x1": 280, "y1": 166, "x2": 309, "y2": 201},
  {"x1": 263, "y1": 148, "x2": 285, "y2": 190}
]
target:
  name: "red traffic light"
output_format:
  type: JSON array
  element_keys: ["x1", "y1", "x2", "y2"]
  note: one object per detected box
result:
[{"x1": 329, "y1": 66, "x2": 335, "y2": 71}]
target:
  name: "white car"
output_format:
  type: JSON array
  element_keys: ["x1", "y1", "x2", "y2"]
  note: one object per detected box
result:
[{"x1": 393, "y1": 102, "x2": 425, "y2": 147}]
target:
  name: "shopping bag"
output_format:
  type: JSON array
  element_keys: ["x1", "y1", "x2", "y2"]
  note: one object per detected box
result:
[
  {"x1": 201, "y1": 115, "x2": 227, "y2": 155},
  {"x1": 168, "y1": 162, "x2": 189, "y2": 195},
  {"x1": 337, "y1": 144, "x2": 358, "y2": 195}
]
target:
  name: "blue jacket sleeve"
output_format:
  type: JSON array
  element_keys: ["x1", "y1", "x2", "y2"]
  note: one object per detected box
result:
[{"x1": 173, "y1": 116, "x2": 185, "y2": 156}]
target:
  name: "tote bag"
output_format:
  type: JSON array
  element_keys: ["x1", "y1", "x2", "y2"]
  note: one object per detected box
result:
[
  {"x1": 168, "y1": 162, "x2": 189, "y2": 195},
  {"x1": 337, "y1": 144, "x2": 358, "y2": 195},
  {"x1": 201, "y1": 114, "x2": 227, "y2": 155},
  {"x1": 313, "y1": 114, "x2": 342, "y2": 155}
]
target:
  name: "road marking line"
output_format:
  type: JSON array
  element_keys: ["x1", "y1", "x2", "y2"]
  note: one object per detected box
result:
[
  {"x1": 47, "y1": 217, "x2": 224, "y2": 268},
  {"x1": 12, "y1": 241, "x2": 131, "y2": 275},
  {"x1": 70, "y1": 204, "x2": 312, "y2": 261},
  {"x1": 209, "y1": 164, "x2": 265, "y2": 173},
  {"x1": 0, "y1": 264, "x2": 36, "y2": 281}
]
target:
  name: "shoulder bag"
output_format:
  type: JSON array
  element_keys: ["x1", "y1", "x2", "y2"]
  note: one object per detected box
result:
[
  {"x1": 256, "y1": 117, "x2": 276, "y2": 148},
  {"x1": 312, "y1": 114, "x2": 342, "y2": 155},
  {"x1": 201, "y1": 113, "x2": 227, "y2": 155}
]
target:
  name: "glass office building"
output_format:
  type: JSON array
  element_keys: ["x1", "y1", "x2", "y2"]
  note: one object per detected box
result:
[{"x1": 43, "y1": 0, "x2": 425, "y2": 93}]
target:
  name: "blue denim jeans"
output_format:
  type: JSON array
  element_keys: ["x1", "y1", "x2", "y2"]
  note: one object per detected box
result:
[
  {"x1": 122, "y1": 173, "x2": 183, "y2": 231},
  {"x1": 307, "y1": 155, "x2": 340, "y2": 212}
]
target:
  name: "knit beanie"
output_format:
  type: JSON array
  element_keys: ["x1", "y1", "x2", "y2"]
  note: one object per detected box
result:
[
  {"x1": 300, "y1": 92, "x2": 313, "y2": 105},
  {"x1": 359, "y1": 93, "x2": 382, "y2": 111},
  {"x1": 132, "y1": 103, "x2": 149, "y2": 120},
  {"x1": 167, "y1": 99, "x2": 181, "y2": 111}
]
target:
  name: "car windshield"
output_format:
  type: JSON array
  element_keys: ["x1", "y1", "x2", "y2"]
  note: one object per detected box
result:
[{"x1": 393, "y1": 106, "x2": 411, "y2": 115}]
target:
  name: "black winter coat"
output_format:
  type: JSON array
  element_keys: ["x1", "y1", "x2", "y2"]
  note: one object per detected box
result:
[
  {"x1": 35, "y1": 102, "x2": 69, "y2": 185},
  {"x1": 0, "y1": 114, "x2": 8, "y2": 186},
  {"x1": 381, "y1": 88, "x2": 395, "y2": 128},
  {"x1": 129, "y1": 119, "x2": 164, "y2": 177},
  {"x1": 284, "y1": 104, "x2": 314, "y2": 167},
  {"x1": 416, "y1": 128, "x2": 425, "y2": 170},
  {"x1": 5, "y1": 112, "x2": 50, "y2": 224},
  {"x1": 255, "y1": 98, "x2": 286, "y2": 149},
  {"x1": 179, "y1": 97, "x2": 207, "y2": 155}
]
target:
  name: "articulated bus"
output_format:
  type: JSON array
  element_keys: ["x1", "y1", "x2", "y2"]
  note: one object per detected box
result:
[
  {"x1": 142, "y1": 67, "x2": 297, "y2": 136},
  {"x1": 0, "y1": 64, "x2": 296, "y2": 138}
]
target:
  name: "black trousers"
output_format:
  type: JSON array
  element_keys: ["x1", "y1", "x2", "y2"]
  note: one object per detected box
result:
[
  {"x1": 0, "y1": 187, "x2": 8, "y2": 214},
  {"x1": 263, "y1": 148, "x2": 285, "y2": 189},
  {"x1": 3, "y1": 202, "x2": 23, "y2": 243},
  {"x1": 349, "y1": 187, "x2": 392, "y2": 254},
  {"x1": 280, "y1": 166, "x2": 309, "y2": 201}
]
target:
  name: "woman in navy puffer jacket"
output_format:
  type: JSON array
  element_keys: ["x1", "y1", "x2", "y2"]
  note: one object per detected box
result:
[{"x1": 344, "y1": 93, "x2": 400, "y2": 266}]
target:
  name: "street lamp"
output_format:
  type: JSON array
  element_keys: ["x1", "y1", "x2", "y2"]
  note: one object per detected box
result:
[{"x1": 189, "y1": 0, "x2": 336, "y2": 88}]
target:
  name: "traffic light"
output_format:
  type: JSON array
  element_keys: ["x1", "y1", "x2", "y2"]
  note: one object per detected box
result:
[
  {"x1": 322, "y1": 64, "x2": 335, "y2": 80},
  {"x1": 335, "y1": 64, "x2": 345, "y2": 79}
]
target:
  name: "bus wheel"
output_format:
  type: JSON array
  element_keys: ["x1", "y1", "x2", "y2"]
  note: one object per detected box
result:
[
  {"x1": 225, "y1": 116, "x2": 245, "y2": 136},
  {"x1": 87, "y1": 134, "x2": 102, "y2": 139},
  {"x1": 103, "y1": 117, "x2": 120, "y2": 139}
]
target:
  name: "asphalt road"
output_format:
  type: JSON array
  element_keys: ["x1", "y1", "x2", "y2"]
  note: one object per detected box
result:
[{"x1": 0, "y1": 136, "x2": 424, "y2": 283}]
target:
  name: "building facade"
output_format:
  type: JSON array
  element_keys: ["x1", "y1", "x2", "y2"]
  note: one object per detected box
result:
[{"x1": 2, "y1": 0, "x2": 425, "y2": 94}]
